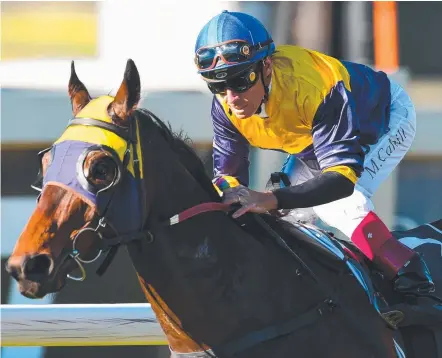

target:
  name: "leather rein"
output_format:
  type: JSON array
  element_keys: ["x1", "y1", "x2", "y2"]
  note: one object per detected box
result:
[
  {"x1": 43, "y1": 112, "x2": 233, "y2": 281},
  {"x1": 38, "y1": 111, "x2": 338, "y2": 358}
]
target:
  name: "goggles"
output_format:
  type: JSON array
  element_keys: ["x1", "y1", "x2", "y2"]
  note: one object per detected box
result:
[
  {"x1": 195, "y1": 39, "x2": 273, "y2": 71},
  {"x1": 206, "y1": 64, "x2": 260, "y2": 95}
]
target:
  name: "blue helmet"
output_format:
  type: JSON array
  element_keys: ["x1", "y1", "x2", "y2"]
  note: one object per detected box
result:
[{"x1": 195, "y1": 10, "x2": 275, "y2": 80}]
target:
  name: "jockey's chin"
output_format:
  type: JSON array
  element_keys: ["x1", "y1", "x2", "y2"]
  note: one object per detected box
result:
[{"x1": 230, "y1": 104, "x2": 259, "y2": 119}]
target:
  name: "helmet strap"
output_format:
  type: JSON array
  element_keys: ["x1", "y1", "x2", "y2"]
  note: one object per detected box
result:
[{"x1": 255, "y1": 59, "x2": 270, "y2": 115}]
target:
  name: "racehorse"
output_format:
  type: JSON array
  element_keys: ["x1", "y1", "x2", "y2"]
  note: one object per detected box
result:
[{"x1": 5, "y1": 59, "x2": 440, "y2": 358}]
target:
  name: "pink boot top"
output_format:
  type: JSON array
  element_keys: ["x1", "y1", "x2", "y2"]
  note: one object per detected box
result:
[{"x1": 350, "y1": 211, "x2": 415, "y2": 279}]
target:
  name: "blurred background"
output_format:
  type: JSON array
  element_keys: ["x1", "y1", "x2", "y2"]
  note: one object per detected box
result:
[{"x1": 1, "y1": 1, "x2": 441, "y2": 357}]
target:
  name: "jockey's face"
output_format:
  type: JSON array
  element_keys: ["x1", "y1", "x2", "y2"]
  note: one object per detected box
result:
[{"x1": 221, "y1": 58, "x2": 272, "y2": 119}]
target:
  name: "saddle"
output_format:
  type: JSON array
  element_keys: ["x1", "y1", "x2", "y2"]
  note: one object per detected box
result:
[
  {"x1": 257, "y1": 172, "x2": 442, "y2": 330},
  {"x1": 231, "y1": 208, "x2": 399, "y2": 330}
]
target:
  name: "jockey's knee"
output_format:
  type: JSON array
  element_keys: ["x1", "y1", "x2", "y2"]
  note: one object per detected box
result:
[{"x1": 313, "y1": 189, "x2": 374, "y2": 239}]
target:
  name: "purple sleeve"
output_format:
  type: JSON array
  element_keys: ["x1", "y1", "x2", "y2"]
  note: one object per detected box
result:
[
  {"x1": 312, "y1": 81, "x2": 365, "y2": 177},
  {"x1": 211, "y1": 97, "x2": 250, "y2": 186}
]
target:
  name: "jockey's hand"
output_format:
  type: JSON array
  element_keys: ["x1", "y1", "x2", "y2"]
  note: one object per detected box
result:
[{"x1": 222, "y1": 185, "x2": 278, "y2": 218}]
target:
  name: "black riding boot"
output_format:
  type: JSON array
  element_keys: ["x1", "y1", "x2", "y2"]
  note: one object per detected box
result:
[{"x1": 393, "y1": 254, "x2": 435, "y2": 295}]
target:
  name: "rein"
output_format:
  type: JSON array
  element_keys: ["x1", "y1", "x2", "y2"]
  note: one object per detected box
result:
[
  {"x1": 42, "y1": 111, "x2": 340, "y2": 357},
  {"x1": 89, "y1": 201, "x2": 232, "y2": 278},
  {"x1": 51, "y1": 111, "x2": 233, "y2": 281}
]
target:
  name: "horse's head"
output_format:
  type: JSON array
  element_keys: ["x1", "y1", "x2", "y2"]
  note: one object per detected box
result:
[{"x1": 6, "y1": 59, "x2": 147, "y2": 298}]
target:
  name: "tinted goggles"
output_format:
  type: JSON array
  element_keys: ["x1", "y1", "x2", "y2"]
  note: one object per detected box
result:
[
  {"x1": 195, "y1": 39, "x2": 273, "y2": 70},
  {"x1": 207, "y1": 65, "x2": 260, "y2": 95}
]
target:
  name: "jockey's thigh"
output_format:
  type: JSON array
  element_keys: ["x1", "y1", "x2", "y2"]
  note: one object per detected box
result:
[
  {"x1": 312, "y1": 189, "x2": 375, "y2": 240},
  {"x1": 313, "y1": 79, "x2": 417, "y2": 239}
]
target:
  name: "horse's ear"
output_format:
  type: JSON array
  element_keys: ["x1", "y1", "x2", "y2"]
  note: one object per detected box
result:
[
  {"x1": 68, "y1": 61, "x2": 91, "y2": 116},
  {"x1": 109, "y1": 59, "x2": 141, "y2": 124}
]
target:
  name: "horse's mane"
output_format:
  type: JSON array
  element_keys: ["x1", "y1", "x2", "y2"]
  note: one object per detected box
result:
[
  {"x1": 134, "y1": 107, "x2": 357, "y2": 286},
  {"x1": 135, "y1": 108, "x2": 221, "y2": 202},
  {"x1": 133, "y1": 109, "x2": 308, "y2": 235},
  {"x1": 134, "y1": 109, "x2": 299, "y2": 227}
]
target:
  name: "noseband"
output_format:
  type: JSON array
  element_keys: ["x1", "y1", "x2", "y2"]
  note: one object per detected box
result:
[
  {"x1": 32, "y1": 111, "x2": 357, "y2": 357},
  {"x1": 59, "y1": 113, "x2": 151, "y2": 281}
]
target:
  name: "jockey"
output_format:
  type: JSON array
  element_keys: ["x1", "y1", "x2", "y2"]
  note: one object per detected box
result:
[{"x1": 194, "y1": 10, "x2": 435, "y2": 296}]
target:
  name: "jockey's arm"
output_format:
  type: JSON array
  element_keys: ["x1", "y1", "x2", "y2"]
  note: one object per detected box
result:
[
  {"x1": 211, "y1": 96, "x2": 251, "y2": 186},
  {"x1": 273, "y1": 171, "x2": 354, "y2": 209},
  {"x1": 273, "y1": 81, "x2": 365, "y2": 210}
]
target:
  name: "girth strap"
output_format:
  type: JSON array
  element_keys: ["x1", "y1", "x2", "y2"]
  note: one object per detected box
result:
[
  {"x1": 209, "y1": 213, "x2": 340, "y2": 357},
  {"x1": 212, "y1": 299, "x2": 336, "y2": 357}
]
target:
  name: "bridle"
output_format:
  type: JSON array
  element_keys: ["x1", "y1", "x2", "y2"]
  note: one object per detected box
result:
[
  {"x1": 33, "y1": 110, "x2": 232, "y2": 282},
  {"x1": 31, "y1": 110, "x2": 352, "y2": 357}
]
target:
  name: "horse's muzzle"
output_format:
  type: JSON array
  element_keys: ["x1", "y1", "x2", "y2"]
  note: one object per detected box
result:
[{"x1": 5, "y1": 253, "x2": 74, "y2": 298}]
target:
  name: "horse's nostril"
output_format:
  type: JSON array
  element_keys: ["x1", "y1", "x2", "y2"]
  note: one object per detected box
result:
[{"x1": 23, "y1": 254, "x2": 53, "y2": 281}]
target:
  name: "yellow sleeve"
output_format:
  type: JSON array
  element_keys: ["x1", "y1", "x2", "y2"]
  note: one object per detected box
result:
[{"x1": 323, "y1": 165, "x2": 358, "y2": 184}]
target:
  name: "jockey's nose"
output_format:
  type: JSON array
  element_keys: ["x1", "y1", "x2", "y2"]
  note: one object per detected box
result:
[
  {"x1": 225, "y1": 89, "x2": 241, "y2": 103},
  {"x1": 6, "y1": 254, "x2": 53, "y2": 282}
]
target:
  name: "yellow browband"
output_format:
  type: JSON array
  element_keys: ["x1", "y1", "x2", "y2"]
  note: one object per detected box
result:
[{"x1": 55, "y1": 96, "x2": 144, "y2": 178}]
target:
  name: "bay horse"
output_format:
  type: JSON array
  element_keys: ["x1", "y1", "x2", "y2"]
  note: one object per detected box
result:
[{"x1": 5, "y1": 59, "x2": 439, "y2": 357}]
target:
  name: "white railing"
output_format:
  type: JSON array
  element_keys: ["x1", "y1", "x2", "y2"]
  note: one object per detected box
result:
[{"x1": 0, "y1": 303, "x2": 168, "y2": 347}]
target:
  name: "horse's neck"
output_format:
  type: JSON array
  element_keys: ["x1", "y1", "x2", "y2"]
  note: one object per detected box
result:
[
  {"x1": 132, "y1": 149, "x2": 328, "y2": 353},
  {"x1": 149, "y1": 157, "x2": 213, "y2": 219},
  {"x1": 134, "y1": 160, "x2": 233, "y2": 351},
  {"x1": 133, "y1": 190, "x2": 326, "y2": 352}
]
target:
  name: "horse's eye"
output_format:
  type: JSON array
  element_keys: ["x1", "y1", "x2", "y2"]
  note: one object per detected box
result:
[{"x1": 86, "y1": 156, "x2": 118, "y2": 188}]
